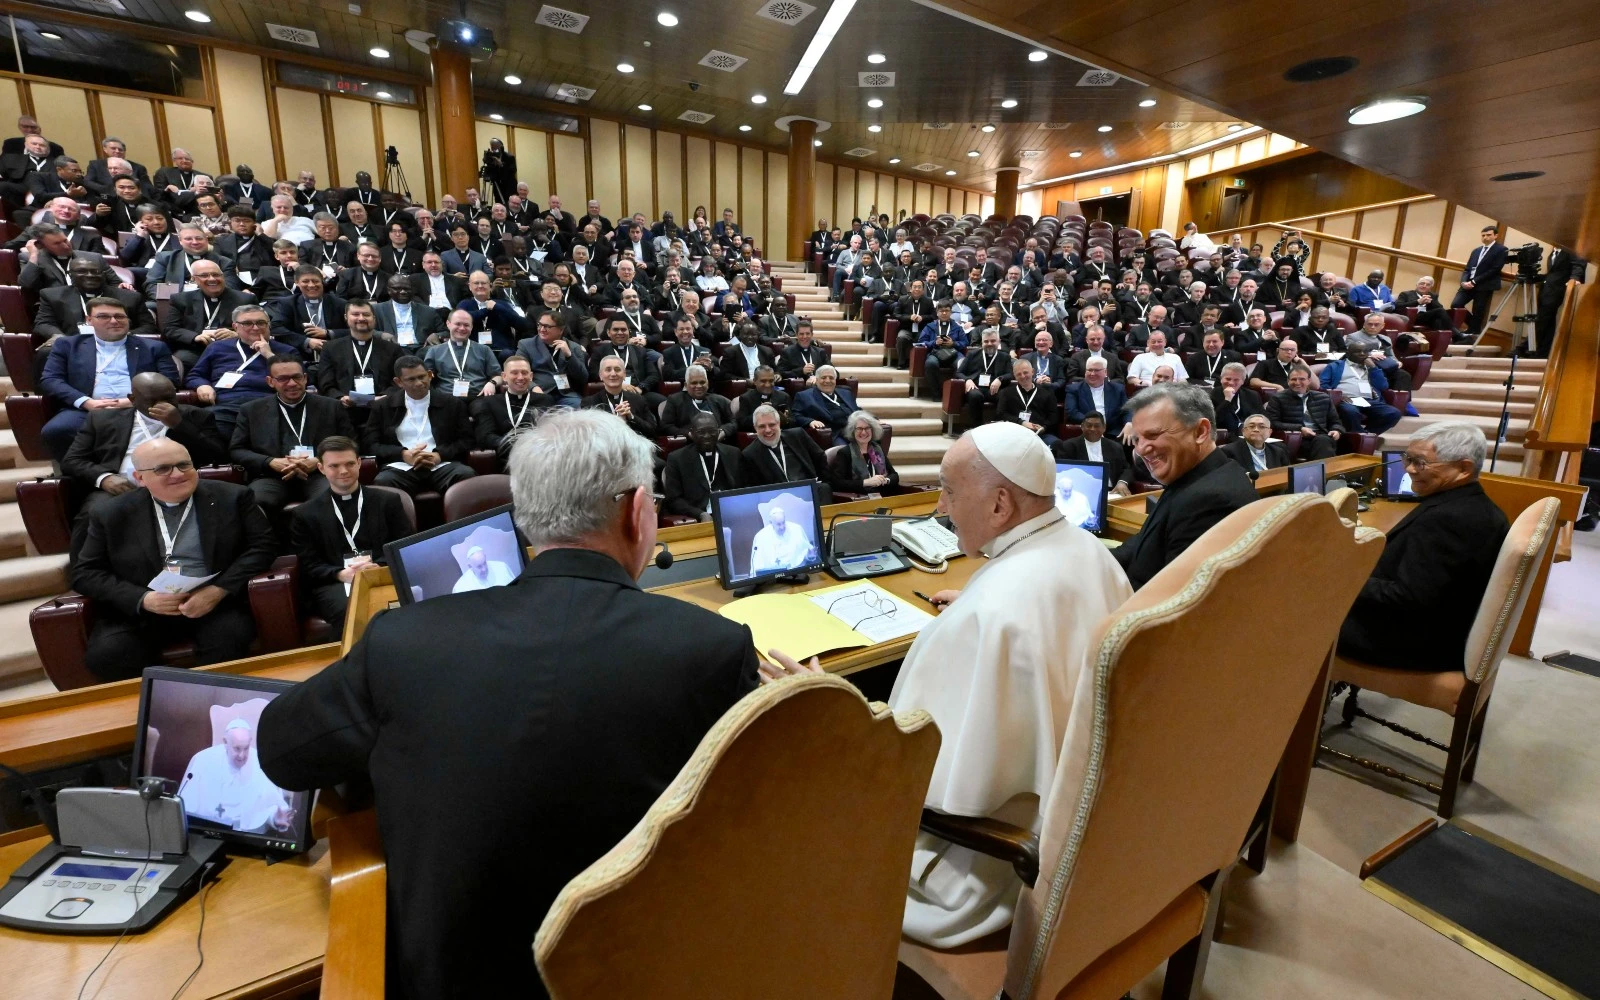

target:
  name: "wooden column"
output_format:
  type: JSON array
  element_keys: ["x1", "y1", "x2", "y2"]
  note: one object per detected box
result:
[
  {"x1": 994, "y1": 167, "x2": 1021, "y2": 221},
  {"x1": 786, "y1": 119, "x2": 817, "y2": 262},
  {"x1": 432, "y1": 43, "x2": 477, "y2": 203}
]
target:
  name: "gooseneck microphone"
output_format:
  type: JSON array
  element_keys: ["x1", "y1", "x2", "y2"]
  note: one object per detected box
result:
[{"x1": 654, "y1": 543, "x2": 673, "y2": 570}]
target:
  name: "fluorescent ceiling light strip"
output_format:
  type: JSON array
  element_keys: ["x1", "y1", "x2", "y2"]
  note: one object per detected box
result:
[
  {"x1": 784, "y1": 0, "x2": 857, "y2": 95},
  {"x1": 1021, "y1": 125, "x2": 1262, "y2": 189}
]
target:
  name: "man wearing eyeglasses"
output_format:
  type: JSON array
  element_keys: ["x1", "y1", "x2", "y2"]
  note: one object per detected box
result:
[
  {"x1": 229, "y1": 354, "x2": 356, "y2": 524},
  {"x1": 1339, "y1": 421, "x2": 1510, "y2": 672},
  {"x1": 185, "y1": 304, "x2": 301, "y2": 441},
  {"x1": 71, "y1": 437, "x2": 277, "y2": 681}
]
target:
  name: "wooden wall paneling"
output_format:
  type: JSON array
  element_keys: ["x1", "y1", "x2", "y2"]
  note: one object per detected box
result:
[
  {"x1": 212, "y1": 49, "x2": 274, "y2": 178},
  {"x1": 686, "y1": 137, "x2": 712, "y2": 218},
  {"x1": 201, "y1": 48, "x2": 228, "y2": 169},
  {"x1": 1162, "y1": 162, "x2": 1184, "y2": 233},
  {"x1": 892, "y1": 176, "x2": 909, "y2": 222},
  {"x1": 741, "y1": 149, "x2": 765, "y2": 249},
  {"x1": 379, "y1": 105, "x2": 429, "y2": 207},
  {"x1": 1392, "y1": 257, "x2": 1435, "y2": 296},
  {"x1": 423, "y1": 86, "x2": 444, "y2": 202},
  {"x1": 1350, "y1": 206, "x2": 1398, "y2": 279},
  {"x1": 1237, "y1": 136, "x2": 1267, "y2": 166},
  {"x1": 834, "y1": 165, "x2": 855, "y2": 228},
  {"x1": 552, "y1": 133, "x2": 588, "y2": 210},
  {"x1": 767, "y1": 151, "x2": 787, "y2": 262},
  {"x1": 654, "y1": 130, "x2": 683, "y2": 221},
  {"x1": 589, "y1": 119, "x2": 623, "y2": 220},
  {"x1": 713, "y1": 142, "x2": 739, "y2": 216},
  {"x1": 513, "y1": 127, "x2": 550, "y2": 208},
  {"x1": 27, "y1": 84, "x2": 95, "y2": 167},
  {"x1": 1266, "y1": 133, "x2": 1298, "y2": 157},
  {"x1": 84, "y1": 92, "x2": 105, "y2": 151},
  {"x1": 1399, "y1": 198, "x2": 1449, "y2": 256},
  {"x1": 1314, "y1": 213, "x2": 1355, "y2": 275},
  {"x1": 0, "y1": 79, "x2": 23, "y2": 138},
  {"x1": 814, "y1": 163, "x2": 834, "y2": 229},
  {"x1": 1445, "y1": 204, "x2": 1497, "y2": 261},
  {"x1": 163, "y1": 102, "x2": 220, "y2": 178},
  {"x1": 854, "y1": 169, "x2": 874, "y2": 222},
  {"x1": 329, "y1": 97, "x2": 376, "y2": 190},
  {"x1": 96, "y1": 95, "x2": 160, "y2": 174},
  {"x1": 624, "y1": 124, "x2": 652, "y2": 218},
  {"x1": 1210, "y1": 145, "x2": 1236, "y2": 173},
  {"x1": 981, "y1": 194, "x2": 994, "y2": 218},
  {"x1": 318, "y1": 94, "x2": 338, "y2": 186},
  {"x1": 546, "y1": 132, "x2": 558, "y2": 209},
  {"x1": 913, "y1": 181, "x2": 930, "y2": 216}
]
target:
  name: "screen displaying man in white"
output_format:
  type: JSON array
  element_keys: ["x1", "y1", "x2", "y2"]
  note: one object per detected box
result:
[
  {"x1": 453, "y1": 545, "x2": 515, "y2": 592},
  {"x1": 749, "y1": 504, "x2": 813, "y2": 574},
  {"x1": 179, "y1": 719, "x2": 297, "y2": 833}
]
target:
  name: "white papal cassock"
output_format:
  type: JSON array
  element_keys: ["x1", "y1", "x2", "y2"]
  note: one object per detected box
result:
[
  {"x1": 179, "y1": 742, "x2": 291, "y2": 833},
  {"x1": 889, "y1": 509, "x2": 1131, "y2": 946}
]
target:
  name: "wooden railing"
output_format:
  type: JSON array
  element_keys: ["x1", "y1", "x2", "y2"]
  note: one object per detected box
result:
[{"x1": 1522, "y1": 279, "x2": 1597, "y2": 473}]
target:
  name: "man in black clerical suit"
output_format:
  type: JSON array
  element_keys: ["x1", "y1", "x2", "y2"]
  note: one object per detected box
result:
[
  {"x1": 1113, "y1": 383, "x2": 1257, "y2": 589},
  {"x1": 334, "y1": 242, "x2": 393, "y2": 302},
  {"x1": 1264, "y1": 364, "x2": 1341, "y2": 460},
  {"x1": 230, "y1": 354, "x2": 356, "y2": 517},
  {"x1": 1221, "y1": 414, "x2": 1290, "y2": 474},
  {"x1": 1053, "y1": 412, "x2": 1131, "y2": 495},
  {"x1": 735, "y1": 366, "x2": 793, "y2": 433},
  {"x1": 660, "y1": 316, "x2": 720, "y2": 384},
  {"x1": 581, "y1": 355, "x2": 658, "y2": 439},
  {"x1": 660, "y1": 365, "x2": 736, "y2": 441},
  {"x1": 362, "y1": 356, "x2": 477, "y2": 496},
  {"x1": 719, "y1": 321, "x2": 776, "y2": 383},
  {"x1": 289, "y1": 436, "x2": 415, "y2": 628},
  {"x1": 957, "y1": 327, "x2": 1013, "y2": 428},
  {"x1": 213, "y1": 206, "x2": 277, "y2": 273},
  {"x1": 33, "y1": 258, "x2": 154, "y2": 345},
  {"x1": 162, "y1": 259, "x2": 257, "y2": 369},
  {"x1": 1339, "y1": 422, "x2": 1509, "y2": 672},
  {"x1": 776, "y1": 322, "x2": 828, "y2": 382},
  {"x1": 257, "y1": 411, "x2": 759, "y2": 1000},
  {"x1": 471, "y1": 355, "x2": 543, "y2": 459},
  {"x1": 741, "y1": 403, "x2": 830, "y2": 502},
  {"x1": 663, "y1": 411, "x2": 743, "y2": 520},
  {"x1": 315, "y1": 300, "x2": 408, "y2": 418},
  {"x1": 1209, "y1": 363, "x2": 1265, "y2": 436},
  {"x1": 373, "y1": 274, "x2": 447, "y2": 349},
  {"x1": 72, "y1": 437, "x2": 277, "y2": 681}
]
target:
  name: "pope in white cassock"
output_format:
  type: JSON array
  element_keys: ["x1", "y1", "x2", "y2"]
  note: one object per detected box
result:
[
  {"x1": 179, "y1": 720, "x2": 297, "y2": 833},
  {"x1": 1054, "y1": 471, "x2": 1096, "y2": 529},
  {"x1": 453, "y1": 545, "x2": 516, "y2": 593},
  {"x1": 748, "y1": 503, "x2": 813, "y2": 575},
  {"x1": 889, "y1": 422, "x2": 1131, "y2": 947}
]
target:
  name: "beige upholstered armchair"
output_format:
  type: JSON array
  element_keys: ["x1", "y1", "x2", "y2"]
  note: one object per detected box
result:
[
  {"x1": 899, "y1": 493, "x2": 1382, "y2": 1000},
  {"x1": 1322, "y1": 496, "x2": 1560, "y2": 817},
  {"x1": 535, "y1": 673, "x2": 940, "y2": 999}
]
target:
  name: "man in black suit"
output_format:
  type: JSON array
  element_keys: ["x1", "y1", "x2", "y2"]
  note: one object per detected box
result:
[
  {"x1": 33, "y1": 258, "x2": 153, "y2": 345},
  {"x1": 213, "y1": 206, "x2": 277, "y2": 274},
  {"x1": 1264, "y1": 364, "x2": 1342, "y2": 460},
  {"x1": 1339, "y1": 422, "x2": 1509, "y2": 672},
  {"x1": 26, "y1": 156, "x2": 91, "y2": 206},
  {"x1": 162, "y1": 259, "x2": 257, "y2": 369},
  {"x1": 151, "y1": 148, "x2": 202, "y2": 197},
  {"x1": 289, "y1": 435, "x2": 415, "y2": 629},
  {"x1": 776, "y1": 321, "x2": 827, "y2": 381},
  {"x1": 957, "y1": 327, "x2": 1013, "y2": 428},
  {"x1": 1451, "y1": 226, "x2": 1508, "y2": 339},
  {"x1": 663, "y1": 411, "x2": 744, "y2": 520},
  {"x1": 1112, "y1": 383, "x2": 1257, "y2": 589},
  {"x1": 374, "y1": 274, "x2": 446, "y2": 349},
  {"x1": 334, "y1": 242, "x2": 393, "y2": 302},
  {"x1": 471, "y1": 355, "x2": 542, "y2": 459},
  {"x1": 1052, "y1": 412, "x2": 1131, "y2": 495},
  {"x1": 410, "y1": 252, "x2": 470, "y2": 312},
  {"x1": 231, "y1": 354, "x2": 356, "y2": 517},
  {"x1": 84, "y1": 138, "x2": 151, "y2": 195},
  {"x1": 660, "y1": 365, "x2": 736, "y2": 441},
  {"x1": 316, "y1": 299, "x2": 408, "y2": 415},
  {"x1": 362, "y1": 356, "x2": 477, "y2": 496},
  {"x1": 719, "y1": 321, "x2": 775, "y2": 383},
  {"x1": 1395, "y1": 276, "x2": 1452, "y2": 331},
  {"x1": 257, "y1": 411, "x2": 760, "y2": 999},
  {"x1": 995, "y1": 357, "x2": 1060, "y2": 445},
  {"x1": 661, "y1": 315, "x2": 721, "y2": 384},
  {"x1": 72, "y1": 437, "x2": 277, "y2": 681},
  {"x1": 269, "y1": 266, "x2": 348, "y2": 356},
  {"x1": 582, "y1": 355, "x2": 658, "y2": 439},
  {"x1": 741, "y1": 403, "x2": 830, "y2": 502},
  {"x1": 1221, "y1": 413, "x2": 1289, "y2": 474},
  {"x1": 1209, "y1": 362, "x2": 1265, "y2": 436},
  {"x1": 251, "y1": 241, "x2": 304, "y2": 303},
  {"x1": 219, "y1": 163, "x2": 267, "y2": 208},
  {"x1": 17, "y1": 225, "x2": 104, "y2": 293},
  {"x1": 1534, "y1": 245, "x2": 1586, "y2": 354}
]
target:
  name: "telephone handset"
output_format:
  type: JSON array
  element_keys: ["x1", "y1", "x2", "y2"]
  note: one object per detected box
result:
[{"x1": 891, "y1": 518, "x2": 961, "y2": 564}]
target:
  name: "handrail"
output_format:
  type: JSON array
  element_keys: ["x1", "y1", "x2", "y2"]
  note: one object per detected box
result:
[
  {"x1": 1203, "y1": 221, "x2": 1518, "y2": 284},
  {"x1": 1523, "y1": 279, "x2": 1598, "y2": 454},
  {"x1": 1204, "y1": 194, "x2": 1440, "y2": 239}
]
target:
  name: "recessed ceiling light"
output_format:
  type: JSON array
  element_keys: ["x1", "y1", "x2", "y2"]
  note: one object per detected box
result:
[
  {"x1": 489, "y1": 113, "x2": 504, "y2": 121},
  {"x1": 369, "y1": 46, "x2": 390, "y2": 58},
  {"x1": 1027, "y1": 50, "x2": 1047, "y2": 62},
  {"x1": 867, "y1": 124, "x2": 882, "y2": 133},
  {"x1": 739, "y1": 125, "x2": 752, "y2": 132},
  {"x1": 657, "y1": 11, "x2": 679, "y2": 26},
  {"x1": 1490, "y1": 170, "x2": 1545, "y2": 182},
  {"x1": 617, "y1": 62, "x2": 635, "y2": 73},
  {"x1": 867, "y1": 52, "x2": 886, "y2": 64},
  {"x1": 888, "y1": 157, "x2": 900, "y2": 164},
  {"x1": 945, "y1": 169, "x2": 957, "y2": 176},
  {"x1": 1347, "y1": 97, "x2": 1428, "y2": 125},
  {"x1": 183, "y1": 9, "x2": 211, "y2": 22},
  {"x1": 967, "y1": 150, "x2": 979, "y2": 157},
  {"x1": 1069, "y1": 150, "x2": 1082, "y2": 158},
  {"x1": 40, "y1": 31, "x2": 62, "y2": 40},
  {"x1": 751, "y1": 94, "x2": 767, "y2": 104},
  {"x1": 375, "y1": 91, "x2": 392, "y2": 99},
  {"x1": 1001, "y1": 99, "x2": 1018, "y2": 109},
  {"x1": 814, "y1": 139, "x2": 822, "y2": 147},
  {"x1": 1226, "y1": 124, "x2": 1243, "y2": 132},
  {"x1": 1097, "y1": 124, "x2": 1113, "y2": 132},
  {"x1": 638, "y1": 103, "x2": 653, "y2": 111},
  {"x1": 504, "y1": 75, "x2": 522, "y2": 85},
  {"x1": 867, "y1": 98, "x2": 883, "y2": 109},
  {"x1": 1138, "y1": 98, "x2": 1157, "y2": 108},
  {"x1": 981, "y1": 124, "x2": 996, "y2": 133},
  {"x1": 1284, "y1": 56, "x2": 1359, "y2": 83}
]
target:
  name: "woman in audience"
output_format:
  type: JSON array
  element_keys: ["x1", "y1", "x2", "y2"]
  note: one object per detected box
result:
[
  {"x1": 119, "y1": 204, "x2": 177, "y2": 266},
  {"x1": 827, "y1": 410, "x2": 899, "y2": 494},
  {"x1": 1285, "y1": 290, "x2": 1315, "y2": 328}
]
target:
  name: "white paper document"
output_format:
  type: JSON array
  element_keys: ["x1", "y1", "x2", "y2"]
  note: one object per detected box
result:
[
  {"x1": 146, "y1": 569, "x2": 219, "y2": 595},
  {"x1": 807, "y1": 581, "x2": 935, "y2": 644}
]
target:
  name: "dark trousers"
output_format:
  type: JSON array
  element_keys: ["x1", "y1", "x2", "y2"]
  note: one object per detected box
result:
[
  {"x1": 41, "y1": 408, "x2": 88, "y2": 462},
  {"x1": 1295, "y1": 432, "x2": 1339, "y2": 461},
  {"x1": 1534, "y1": 282, "x2": 1567, "y2": 352},
  {"x1": 895, "y1": 330, "x2": 916, "y2": 368},
  {"x1": 963, "y1": 386, "x2": 1000, "y2": 428},
  {"x1": 248, "y1": 472, "x2": 330, "y2": 512},
  {"x1": 1450, "y1": 284, "x2": 1496, "y2": 337},
  {"x1": 922, "y1": 351, "x2": 959, "y2": 400},
  {"x1": 308, "y1": 582, "x2": 351, "y2": 630},
  {"x1": 1336, "y1": 402, "x2": 1401, "y2": 436},
  {"x1": 373, "y1": 460, "x2": 475, "y2": 496},
  {"x1": 85, "y1": 600, "x2": 256, "y2": 681}
]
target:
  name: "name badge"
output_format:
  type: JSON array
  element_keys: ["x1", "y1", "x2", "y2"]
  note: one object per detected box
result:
[
  {"x1": 237, "y1": 270, "x2": 254, "y2": 286},
  {"x1": 79, "y1": 323, "x2": 95, "y2": 337},
  {"x1": 289, "y1": 445, "x2": 315, "y2": 459},
  {"x1": 1257, "y1": 351, "x2": 1268, "y2": 362},
  {"x1": 1018, "y1": 410, "x2": 1031, "y2": 424},
  {"x1": 342, "y1": 552, "x2": 369, "y2": 595},
  {"x1": 354, "y1": 376, "x2": 375, "y2": 396},
  {"x1": 216, "y1": 372, "x2": 243, "y2": 389},
  {"x1": 623, "y1": 374, "x2": 633, "y2": 386},
  {"x1": 554, "y1": 373, "x2": 571, "y2": 391},
  {"x1": 478, "y1": 331, "x2": 493, "y2": 345},
  {"x1": 397, "y1": 328, "x2": 416, "y2": 346},
  {"x1": 977, "y1": 374, "x2": 991, "y2": 387},
  {"x1": 320, "y1": 265, "x2": 336, "y2": 279},
  {"x1": 1316, "y1": 342, "x2": 1330, "y2": 354},
  {"x1": 509, "y1": 303, "x2": 526, "y2": 317},
  {"x1": 453, "y1": 379, "x2": 470, "y2": 397}
]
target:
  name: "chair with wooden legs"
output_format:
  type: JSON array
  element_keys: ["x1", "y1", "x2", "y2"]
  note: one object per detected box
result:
[
  {"x1": 535, "y1": 673, "x2": 940, "y2": 1000},
  {"x1": 899, "y1": 494, "x2": 1382, "y2": 1000},
  {"x1": 1320, "y1": 497, "x2": 1560, "y2": 818}
]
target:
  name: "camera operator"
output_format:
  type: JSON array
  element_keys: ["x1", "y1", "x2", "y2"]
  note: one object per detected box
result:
[
  {"x1": 480, "y1": 137, "x2": 517, "y2": 206},
  {"x1": 1536, "y1": 245, "x2": 1587, "y2": 356}
]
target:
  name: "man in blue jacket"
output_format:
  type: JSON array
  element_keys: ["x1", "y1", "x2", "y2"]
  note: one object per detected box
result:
[
  {"x1": 38, "y1": 297, "x2": 179, "y2": 459},
  {"x1": 1320, "y1": 344, "x2": 1401, "y2": 435},
  {"x1": 792, "y1": 366, "x2": 859, "y2": 446},
  {"x1": 915, "y1": 299, "x2": 969, "y2": 400},
  {"x1": 1065, "y1": 356, "x2": 1129, "y2": 438}
]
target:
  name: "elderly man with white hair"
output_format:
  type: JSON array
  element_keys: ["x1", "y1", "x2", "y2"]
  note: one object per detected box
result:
[
  {"x1": 178, "y1": 718, "x2": 297, "y2": 833},
  {"x1": 259, "y1": 410, "x2": 762, "y2": 998},
  {"x1": 886, "y1": 422, "x2": 1130, "y2": 946},
  {"x1": 452, "y1": 545, "x2": 516, "y2": 592},
  {"x1": 261, "y1": 193, "x2": 317, "y2": 243},
  {"x1": 792, "y1": 365, "x2": 859, "y2": 446}
]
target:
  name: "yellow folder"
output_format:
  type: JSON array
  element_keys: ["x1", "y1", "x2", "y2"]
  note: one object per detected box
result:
[{"x1": 717, "y1": 593, "x2": 871, "y2": 662}]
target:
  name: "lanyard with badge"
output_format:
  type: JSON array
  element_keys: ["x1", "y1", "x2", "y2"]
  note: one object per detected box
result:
[
  {"x1": 977, "y1": 349, "x2": 998, "y2": 386},
  {"x1": 333, "y1": 491, "x2": 369, "y2": 592},
  {"x1": 447, "y1": 341, "x2": 472, "y2": 397},
  {"x1": 350, "y1": 340, "x2": 377, "y2": 396},
  {"x1": 153, "y1": 497, "x2": 195, "y2": 573},
  {"x1": 1017, "y1": 386, "x2": 1039, "y2": 425},
  {"x1": 474, "y1": 301, "x2": 496, "y2": 344},
  {"x1": 505, "y1": 391, "x2": 533, "y2": 429},
  {"x1": 769, "y1": 442, "x2": 789, "y2": 478},
  {"x1": 699, "y1": 451, "x2": 720, "y2": 512},
  {"x1": 216, "y1": 342, "x2": 261, "y2": 390},
  {"x1": 281, "y1": 404, "x2": 315, "y2": 459}
]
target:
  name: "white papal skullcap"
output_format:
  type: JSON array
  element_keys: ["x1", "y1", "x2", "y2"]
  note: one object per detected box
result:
[
  {"x1": 225, "y1": 718, "x2": 252, "y2": 733},
  {"x1": 966, "y1": 422, "x2": 1055, "y2": 496}
]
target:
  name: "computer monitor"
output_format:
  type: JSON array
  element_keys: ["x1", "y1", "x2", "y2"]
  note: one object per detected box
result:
[
  {"x1": 1381, "y1": 450, "x2": 1418, "y2": 499},
  {"x1": 1287, "y1": 460, "x2": 1327, "y2": 496},
  {"x1": 1053, "y1": 460, "x2": 1110, "y2": 536},
  {"x1": 131, "y1": 668, "x2": 314, "y2": 855},
  {"x1": 385, "y1": 503, "x2": 528, "y2": 605},
  {"x1": 710, "y1": 481, "x2": 826, "y2": 590}
]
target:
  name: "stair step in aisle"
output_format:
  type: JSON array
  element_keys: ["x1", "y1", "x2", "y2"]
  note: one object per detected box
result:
[
  {"x1": 1385, "y1": 355, "x2": 1534, "y2": 466},
  {"x1": 0, "y1": 598, "x2": 42, "y2": 685}
]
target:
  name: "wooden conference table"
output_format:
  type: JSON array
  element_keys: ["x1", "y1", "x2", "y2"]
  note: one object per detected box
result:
[{"x1": 2, "y1": 458, "x2": 1584, "y2": 998}]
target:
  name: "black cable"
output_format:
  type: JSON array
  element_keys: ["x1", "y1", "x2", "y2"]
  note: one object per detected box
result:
[
  {"x1": 75, "y1": 796, "x2": 154, "y2": 1000},
  {"x1": 168, "y1": 862, "x2": 215, "y2": 1000}
]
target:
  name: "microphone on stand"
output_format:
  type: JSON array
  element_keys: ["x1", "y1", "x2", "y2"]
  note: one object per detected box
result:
[{"x1": 654, "y1": 543, "x2": 673, "y2": 570}]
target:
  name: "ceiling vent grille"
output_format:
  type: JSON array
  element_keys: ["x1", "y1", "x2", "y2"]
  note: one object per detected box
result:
[
  {"x1": 678, "y1": 110, "x2": 716, "y2": 124},
  {"x1": 554, "y1": 83, "x2": 595, "y2": 102},
  {"x1": 1039, "y1": 122, "x2": 1072, "y2": 130},
  {"x1": 913, "y1": 162, "x2": 939, "y2": 172},
  {"x1": 858, "y1": 72, "x2": 896, "y2": 87},
  {"x1": 844, "y1": 147, "x2": 875, "y2": 157},
  {"x1": 922, "y1": 122, "x2": 953, "y2": 130},
  {"x1": 1157, "y1": 121, "x2": 1192, "y2": 130},
  {"x1": 1076, "y1": 69, "x2": 1119, "y2": 86},
  {"x1": 757, "y1": 0, "x2": 817, "y2": 24},
  {"x1": 698, "y1": 50, "x2": 748, "y2": 72},
  {"x1": 535, "y1": 6, "x2": 589, "y2": 33}
]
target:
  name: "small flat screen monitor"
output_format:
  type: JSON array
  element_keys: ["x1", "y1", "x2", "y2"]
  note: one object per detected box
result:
[
  {"x1": 384, "y1": 503, "x2": 528, "y2": 605},
  {"x1": 1382, "y1": 450, "x2": 1418, "y2": 499},
  {"x1": 1053, "y1": 460, "x2": 1110, "y2": 536},
  {"x1": 132, "y1": 668, "x2": 314, "y2": 854},
  {"x1": 710, "y1": 481, "x2": 826, "y2": 589},
  {"x1": 1287, "y1": 460, "x2": 1327, "y2": 496}
]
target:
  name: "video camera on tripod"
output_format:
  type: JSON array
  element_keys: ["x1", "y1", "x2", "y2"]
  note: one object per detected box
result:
[{"x1": 1509, "y1": 242, "x2": 1543, "y2": 282}]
